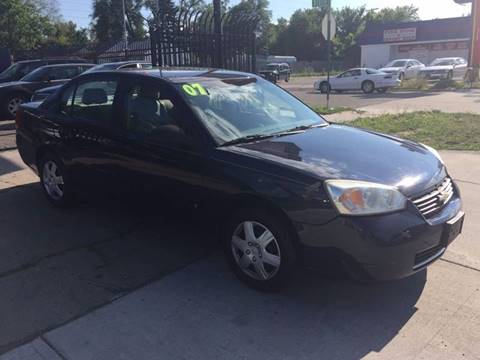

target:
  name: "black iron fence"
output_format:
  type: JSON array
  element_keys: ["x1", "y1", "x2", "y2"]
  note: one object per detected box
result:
[{"x1": 149, "y1": 7, "x2": 260, "y2": 72}]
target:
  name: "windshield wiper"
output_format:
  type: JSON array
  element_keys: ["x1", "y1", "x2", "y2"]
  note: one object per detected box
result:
[
  {"x1": 220, "y1": 134, "x2": 275, "y2": 147},
  {"x1": 272, "y1": 123, "x2": 328, "y2": 136}
]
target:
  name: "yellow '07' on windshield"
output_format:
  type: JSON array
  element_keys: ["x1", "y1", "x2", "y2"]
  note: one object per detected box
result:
[{"x1": 182, "y1": 83, "x2": 208, "y2": 96}]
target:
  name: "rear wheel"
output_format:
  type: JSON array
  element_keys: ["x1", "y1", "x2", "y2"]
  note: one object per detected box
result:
[
  {"x1": 39, "y1": 153, "x2": 74, "y2": 207},
  {"x1": 398, "y1": 72, "x2": 405, "y2": 81},
  {"x1": 224, "y1": 208, "x2": 297, "y2": 291},
  {"x1": 362, "y1": 80, "x2": 375, "y2": 94}
]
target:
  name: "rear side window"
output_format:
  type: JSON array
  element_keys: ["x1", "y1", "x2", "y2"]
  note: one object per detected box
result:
[
  {"x1": 48, "y1": 66, "x2": 78, "y2": 80},
  {"x1": 72, "y1": 80, "x2": 118, "y2": 123}
]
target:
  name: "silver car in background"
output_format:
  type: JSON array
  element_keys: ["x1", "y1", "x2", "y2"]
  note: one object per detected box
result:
[
  {"x1": 418, "y1": 57, "x2": 469, "y2": 81},
  {"x1": 379, "y1": 59, "x2": 425, "y2": 81}
]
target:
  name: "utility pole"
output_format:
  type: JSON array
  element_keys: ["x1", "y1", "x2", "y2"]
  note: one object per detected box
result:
[
  {"x1": 213, "y1": 0, "x2": 223, "y2": 68},
  {"x1": 121, "y1": 0, "x2": 128, "y2": 59},
  {"x1": 326, "y1": 0, "x2": 332, "y2": 108}
]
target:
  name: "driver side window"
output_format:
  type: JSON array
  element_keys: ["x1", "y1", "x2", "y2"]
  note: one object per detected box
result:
[{"x1": 123, "y1": 82, "x2": 186, "y2": 143}]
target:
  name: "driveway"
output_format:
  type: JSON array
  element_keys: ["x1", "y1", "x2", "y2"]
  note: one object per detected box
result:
[{"x1": 0, "y1": 149, "x2": 479, "y2": 359}]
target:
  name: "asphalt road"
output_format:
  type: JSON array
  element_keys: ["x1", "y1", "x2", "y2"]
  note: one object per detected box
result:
[{"x1": 281, "y1": 76, "x2": 480, "y2": 114}]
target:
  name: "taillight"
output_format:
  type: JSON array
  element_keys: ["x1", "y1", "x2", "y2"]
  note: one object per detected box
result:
[{"x1": 15, "y1": 107, "x2": 23, "y2": 129}]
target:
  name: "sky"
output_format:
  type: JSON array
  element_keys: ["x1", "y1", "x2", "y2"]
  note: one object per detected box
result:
[{"x1": 59, "y1": 0, "x2": 472, "y2": 29}]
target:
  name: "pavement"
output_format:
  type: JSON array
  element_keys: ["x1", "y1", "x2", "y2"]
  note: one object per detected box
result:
[
  {"x1": 281, "y1": 77, "x2": 480, "y2": 122},
  {"x1": 0, "y1": 148, "x2": 479, "y2": 360}
]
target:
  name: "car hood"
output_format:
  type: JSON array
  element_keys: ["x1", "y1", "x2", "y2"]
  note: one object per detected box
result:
[
  {"x1": 229, "y1": 125, "x2": 446, "y2": 197},
  {"x1": 422, "y1": 65, "x2": 453, "y2": 71},
  {"x1": 379, "y1": 67, "x2": 402, "y2": 72}
]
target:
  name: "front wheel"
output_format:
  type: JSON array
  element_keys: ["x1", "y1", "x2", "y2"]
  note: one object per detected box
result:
[
  {"x1": 3, "y1": 93, "x2": 28, "y2": 119},
  {"x1": 39, "y1": 153, "x2": 74, "y2": 207},
  {"x1": 362, "y1": 80, "x2": 375, "y2": 94},
  {"x1": 320, "y1": 82, "x2": 330, "y2": 94},
  {"x1": 224, "y1": 208, "x2": 297, "y2": 291}
]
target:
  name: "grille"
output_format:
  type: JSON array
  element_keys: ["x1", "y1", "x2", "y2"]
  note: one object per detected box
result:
[{"x1": 413, "y1": 177, "x2": 454, "y2": 218}]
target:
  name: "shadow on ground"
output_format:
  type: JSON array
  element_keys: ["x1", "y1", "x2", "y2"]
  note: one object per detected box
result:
[
  {"x1": 0, "y1": 183, "x2": 427, "y2": 358},
  {"x1": 0, "y1": 153, "x2": 22, "y2": 176}
]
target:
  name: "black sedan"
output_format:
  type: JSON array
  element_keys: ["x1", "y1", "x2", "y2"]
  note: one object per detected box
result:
[
  {"x1": 16, "y1": 69, "x2": 464, "y2": 290},
  {"x1": 0, "y1": 63, "x2": 94, "y2": 118},
  {"x1": 31, "y1": 61, "x2": 154, "y2": 102}
]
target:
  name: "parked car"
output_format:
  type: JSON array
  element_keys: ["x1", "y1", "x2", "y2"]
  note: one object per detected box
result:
[
  {"x1": 417, "y1": 57, "x2": 469, "y2": 81},
  {"x1": 379, "y1": 59, "x2": 425, "y2": 80},
  {"x1": 16, "y1": 68, "x2": 464, "y2": 290},
  {"x1": 0, "y1": 58, "x2": 88, "y2": 84},
  {"x1": 31, "y1": 61, "x2": 153, "y2": 102},
  {"x1": 315, "y1": 68, "x2": 401, "y2": 94},
  {"x1": 0, "y1": 63, "x2": 94, "y2": 118},
  {"x1": 259, "y1": 63, "x2": 291, "y2": 83}
]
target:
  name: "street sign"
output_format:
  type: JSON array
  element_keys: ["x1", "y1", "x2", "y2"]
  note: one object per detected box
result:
[
  {"x1": 322, "y1": 13, "x2": 336, "y2": 40},
  {"x1": 312, "y1": 0, "x2": 328, "y2": 8}
]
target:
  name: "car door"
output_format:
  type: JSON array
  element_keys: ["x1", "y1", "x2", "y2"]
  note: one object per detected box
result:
[
  {"x1": 333, "y1": 71, "x2": 353, "y2": 90},
  {"x1": 454, "y1": 59, "x2": 467, "y2": 79},
  {"x1": 52, "y1": 75, "x2": 124, "y2": 186},
  {"x1": 405, "y1": 61, "x2": 416, "y2": 79},
  {"x1": 109, "y1": 76, "x2": 207, "y2": 202}
]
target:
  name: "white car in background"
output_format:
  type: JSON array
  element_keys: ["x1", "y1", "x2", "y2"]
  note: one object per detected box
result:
[
  {"x1": 379, "y1": 59, "x2": 425, "y2": 80},
  {"x1": 417, "y1": 57, "x2": 469, "y2": 81},
  {"x1": 314, "y1": 68, "x2": 401, "y2": 94}
]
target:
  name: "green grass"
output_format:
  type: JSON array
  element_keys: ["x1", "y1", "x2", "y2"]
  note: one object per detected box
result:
[
  {"x1": 349, "y1": 111, "x2": 480, "y2": 151},
  {"x1": 313, "y1": 106, "x2": 354, "y2": 115}
]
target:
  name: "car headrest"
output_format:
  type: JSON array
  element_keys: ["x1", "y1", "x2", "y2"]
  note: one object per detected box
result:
[{"x1": 82, "y1": 88, "x2": 108, "y2": 105}]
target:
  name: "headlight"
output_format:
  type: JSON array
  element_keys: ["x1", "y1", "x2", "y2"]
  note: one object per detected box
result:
[
  {"x1": 421, "y1": 143, "x2": 444, "y2": 164},
  {"x1": 325, "y1": 180, "x2": 407, "y2": 216}
]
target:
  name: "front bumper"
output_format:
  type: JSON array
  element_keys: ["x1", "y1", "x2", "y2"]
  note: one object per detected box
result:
[{"x1": 296, "y1": 189, "x2": 463, "y2": 281}]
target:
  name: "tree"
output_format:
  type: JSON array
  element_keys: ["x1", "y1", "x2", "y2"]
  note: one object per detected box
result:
[
  {"x1": 332, "y1": 6, "x2": 368, "y2": 59},
  {"x1": 91, "y1": 0, "x2": 146, "y2": 44},
  {"x1": 229, "y1": 0, "x2": 272, "y2": 50},
  {"x1": 43, "y1": 21, "x2": 89, "y2": 49},
  {"x1": 0, "y1": 0, "x2": 50, "y2": 53},
  {"x1": 366, "y1": 5, "x2": 419, "y2": 24}
]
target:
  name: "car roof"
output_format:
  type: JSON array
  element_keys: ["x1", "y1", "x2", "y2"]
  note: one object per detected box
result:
[
  {"x1": 97, "y1": 61, "x2": 150, "y2": 66},
  {"x1": 87, "y1": 68, "x2": 257, "y2": 84}
]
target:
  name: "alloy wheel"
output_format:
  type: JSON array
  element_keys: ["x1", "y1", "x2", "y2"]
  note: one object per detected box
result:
[
  {"x1": 42, "y1": 160, "x2": 65, "y2": 200},
  {"x1": 7, "y1": 97, "x2": 23, "y2": 117},
  {"x1": 231, "y1": 221, "x2": 281, "y2": 281}
]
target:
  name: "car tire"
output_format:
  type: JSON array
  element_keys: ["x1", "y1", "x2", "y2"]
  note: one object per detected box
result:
[
  {"x1": 39, "y1": 152, "x2": 74, "y2": 207},
  {"x1": 399, "y1": 72, "x2": 405, "y2": 81},
  {"x1": 3, "y1": 93, "x2": 29, "y2": 119},
  {"x1": 362, "y1": 80, "x2": 375, "y2": 94},
  {"x1": 223, "y1": 208, "x2": 297, "y2": 291},
  {"x1": 320, "y1": 82, "x2": 330, "y2": 94}
]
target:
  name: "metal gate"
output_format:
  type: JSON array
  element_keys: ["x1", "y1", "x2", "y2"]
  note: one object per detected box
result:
[{"x1": 149, "y1": 6, "x2": 260, "y2": 73}]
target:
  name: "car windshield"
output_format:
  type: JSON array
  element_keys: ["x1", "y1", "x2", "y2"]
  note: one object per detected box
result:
[
  {"x1": 265, "y1": 64, "x2": 279, "y2": 70},
  {"x1": 21, "y1": 67, "x2": 47, "y2": 82},
  {"x1": 177, "y1": 77, "x2": 327, "y2": 145},
  {"x1": 386, "y1": 60, "x2": 407, "y2": 67},
  {"x1": 430, "y1": 59, "x2": 455, "y2": 66},
  {"x1": 84, "y1": 63, "x2": 119, "y2": 73},
  {"x1": 0, "y1": 63, "x2": 19, "y2": 79}
]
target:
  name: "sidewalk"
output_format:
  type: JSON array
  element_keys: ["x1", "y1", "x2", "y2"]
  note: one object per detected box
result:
[{"x1": 1, "y1": 150, "x2": 479, "y2": 360}]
